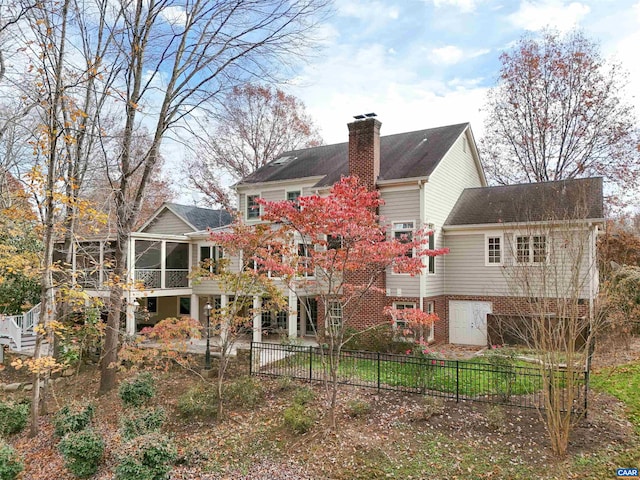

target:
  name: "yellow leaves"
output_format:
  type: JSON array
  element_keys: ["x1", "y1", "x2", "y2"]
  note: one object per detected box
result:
[{"x1": 12, "y1": 356, "x2": 63, "y2": 374}]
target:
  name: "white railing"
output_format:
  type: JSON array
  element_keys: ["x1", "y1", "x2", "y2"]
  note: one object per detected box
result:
[
  {"x1": 0, "y1": 304, "x2": 41, "y2": 351},
  {"x1": 135, "y1": 269, "x2": 162, "y2": 289},
  {"x1": 166, "y1": 269, "x2": 189, "y2": 288},
  {"x1": 0, "y1": 315, "x2": 22, "y2": 350}
]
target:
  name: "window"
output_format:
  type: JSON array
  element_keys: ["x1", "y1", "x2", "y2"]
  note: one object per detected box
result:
[
  {"x1": 298, "y1": 243, "x2": 313, "y2": 277},
  {"x1": 287, "y1": 190, "x2": 301, "y2": 209},
  {"x1": 487, "y1": 236, "x2": 502, "y2": 265},
  {"x1": 179, "y1": 297, "x2": 190, "y2": 316},
  {"x1": 146, "y1": 297, "x2": 157, "y2": 313},
  {"x1": 516, "y1": 235, "x2": 547, "y2": 264},
  {"x1": 426, "y1": 301, "x2": 435, "y2": 341},
  {"x1": 200, "y1": 245, "x2": 224, "y2": 273},
  {"x1": 428, "y1": 224, "x2": 436, "y2": 274},
  {"x1": 327, "y1": 301, "x2": 342, "y2": 328},
  {"x1": 327, "y1": 235, "x2": 342, "y2": 250},
  {"x1": 393, "y1": 222, "x2": 414, "y2": 258},
  {"x1": 246, "y1": 194, "x2": 260, "y2": 219},
  {"x1": 392, "y1": 302, "x2": 416, "y2": 332}
]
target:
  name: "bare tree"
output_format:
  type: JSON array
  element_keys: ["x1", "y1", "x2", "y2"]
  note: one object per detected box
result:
[
  {"x1": 189, "y1": 84, "x2": 322, "y2": 208},
  {"x1": 98, "y1": 0, "x2": 331, "y2": 393},
  {"x1": 492, "y1": 183, "x2": 604, "y2": 456},
  {"x1": 481, "y1": 29, "x2": 640, "y2": 207}
]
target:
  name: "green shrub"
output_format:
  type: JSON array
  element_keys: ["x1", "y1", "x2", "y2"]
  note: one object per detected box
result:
[
  {"x1": 0, "y1": 401, "x2": 29, "y2": 436},
  {"x1": 283, "y1": 404, "x2": 315, "y2": 434},
  {"x1": 292, "y1": 386, "x2": 315, "y2": 406},
  {"x1": 120, "y1": 407, "x2": 166, "y2": 441},
  {"x1": 275, "y1": 376, "x2": 296, "y2": 392},
  {"x1": 342, "y1": 325, "x2": 407, "y2": 353},
  {"x1": 119, "y1": 373, "x2": 156, "y2": 407},
  {"x1": 115, "y1": 432, "x2": 177, "y2": 480},
  {"x1": 58, "y1": 429, "x2": 105, "y2": 478},
  {"x1": 346, "y1": 399, "x2": 371, "y2": 418},
  {"x1": 224, "y1": 376, "x2": 263, "y2": 408},
  {"x1": 176, "y1": 385, "x2": 218, "y2": 418},
  {"x1": 52, "y1": 403, "x2": 94, "y2": 438},
  {"x1": 0, "y1": 441, "x2": 23, "y2": 480}
]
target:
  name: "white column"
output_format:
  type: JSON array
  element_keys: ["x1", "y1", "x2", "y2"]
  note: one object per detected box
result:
[
  {"x1": 191, "y1": 294, "x2": 199, "y2": 322},
  {"x1": 252, "y1": 295, "x2": 261, "y2": 343},
  {"x1": 160, "y1": 241, "x2": 166, "y2": 289},
  {"x1": 220, "y1": 294, "x2": 228, "y2": 349},
  {"x1": 125, "y1": 295, "x2": 136, "y2": 336},
  {"x1": 288, "y1": 290, "x2": 297, "y2": 339}
]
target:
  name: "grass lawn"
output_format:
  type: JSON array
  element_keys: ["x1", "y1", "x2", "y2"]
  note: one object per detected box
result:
[
  {"x1": 591, "y1": 361, "x2": 640, "y2": 432},
  {"x1": 269, "y1": 349, "x2": 568, "y2": 400}
]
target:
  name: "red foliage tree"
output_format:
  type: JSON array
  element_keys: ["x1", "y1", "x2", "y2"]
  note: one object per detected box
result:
[{"x1": 257, "y1": 176, "x2": 449, "y2": 428}]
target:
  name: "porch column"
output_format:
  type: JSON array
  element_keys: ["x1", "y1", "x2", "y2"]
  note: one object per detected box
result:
[
  {"x1": 288, "y1": 290, "x2": 297, "y2": 339},
  {"x1": 220, "y1": 294, "x2": 228, "y2": 349},
  {"x1": 191, "y1": 294, "x2": 199, "y2": 322},
  {"x1": 252, "y1": 295, "x2": 261, "y2": 343},
  {"x1": 125, "y1": 295, "x2": 136, "y2": 336}
]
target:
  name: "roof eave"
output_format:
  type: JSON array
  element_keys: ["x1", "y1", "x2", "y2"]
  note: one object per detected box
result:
[{"x1": 443, "y1": 217, "x2": 606, "y2": 232}]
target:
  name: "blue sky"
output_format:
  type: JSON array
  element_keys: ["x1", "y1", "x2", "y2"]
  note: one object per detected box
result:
[{"x1": 287, "y1": 0, "x2": 640, "y2": 144}]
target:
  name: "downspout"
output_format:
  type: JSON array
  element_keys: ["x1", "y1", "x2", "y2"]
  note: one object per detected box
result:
[{"x1": 418, "y1": 179, "x2": 426, "y2": 314}]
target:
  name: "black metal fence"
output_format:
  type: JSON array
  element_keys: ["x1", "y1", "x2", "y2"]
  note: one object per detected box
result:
[{"x1": 249, "y1": 342, "x2": 588, "y2": 413}]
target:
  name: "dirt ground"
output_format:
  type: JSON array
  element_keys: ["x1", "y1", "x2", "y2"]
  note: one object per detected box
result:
[{"x1": 2, "y1": 337, "x2": 640, "y2": 480}]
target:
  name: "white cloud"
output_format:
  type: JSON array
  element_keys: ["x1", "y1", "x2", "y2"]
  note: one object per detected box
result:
[
  {"x1": 429, "y1": 45, "x2": 464, "y2": 65},
  {"x1": 338, "y1": 0, "x2": 400, "y2": 21},
  {"x1": 508, "y1": 1, "x2": 591, "y2": 32},
  {"x1": 430, "y1": 0, "x2": 479, "y2": 13},
  {"x1": 159, "y1": 5, "x2": 187, "y2": 25}
]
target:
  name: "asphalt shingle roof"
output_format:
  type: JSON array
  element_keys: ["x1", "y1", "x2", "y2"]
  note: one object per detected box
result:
[
  {"x1": 166, "y1": 203, "x2": 233, "y2": 231},
  {"x1": 238, "y1": 123, "x2": 469, "y2": 187},
  {"x1": 444, "y1": 177, "x2": 604, "y2": 226}
]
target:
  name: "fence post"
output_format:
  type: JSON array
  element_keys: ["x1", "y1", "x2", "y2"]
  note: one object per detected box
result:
[
  {"x1": 456, "y1": 360, "x2": 459, "y2": 403},
  {"x1": 377, "y1": 352, "x2": 381, "y2": 391},
  {"x1": 309, "y1": 345, "x2": 313, "y2": 383},
  {"x1": 249, "y1": 341, "x2": 253, "y2": 375}
]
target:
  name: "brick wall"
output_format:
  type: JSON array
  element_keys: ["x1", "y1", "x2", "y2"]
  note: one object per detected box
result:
[{"x1": 347, "y1": 117, "x2": 381, "y2": 190}]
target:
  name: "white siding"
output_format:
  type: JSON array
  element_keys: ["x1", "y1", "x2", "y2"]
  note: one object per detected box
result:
[
  {"x1": 424, "y1": 131, "x2": 484, "y2": 296},
  {"x1": 142, "y1": 210, "x2": 193, "y2": 234},
  {"x1": 380, "y1": 188, "x2": 421, "y2": 297},
  {"x1": 261, "y1": 189, "x2": 285, "y2": 202}
]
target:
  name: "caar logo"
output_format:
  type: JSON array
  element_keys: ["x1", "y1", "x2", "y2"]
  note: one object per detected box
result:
[{"x1": 617, "y1": 469, "x2": 639, "y2": 477}]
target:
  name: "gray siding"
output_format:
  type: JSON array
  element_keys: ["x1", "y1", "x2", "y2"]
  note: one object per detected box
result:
[
  {"x1": 444, "y1": 234, "x2": 509, "y2": 296},
  {"x1": 445, "y1": 229, "x2": 595, "y2": 298},
  {"x1": 142, "y1": 210, "x2": 193, "y2": 234},
  {"x1": 424, "y1": 132, "x2": 484, "y2": 296},
  {"x1": 380, "y1": 188, "x2": 421, "y2": 297}
]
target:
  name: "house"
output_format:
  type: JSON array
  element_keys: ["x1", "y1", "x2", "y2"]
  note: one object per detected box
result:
[{"x1": 2, "y1": 115, "x2": 601, "y2": 353}]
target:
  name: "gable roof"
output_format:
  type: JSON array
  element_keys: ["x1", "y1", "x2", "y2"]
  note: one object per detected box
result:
[
  {"x1": 444, "y1": 177, "x2": 604, "y2": 227},
  {"x1": 238, "y1": 123, "x2": 469, "y2": 187},
  {"x1": 138, "y1": 203, "x2": 233, "y2": 233}
]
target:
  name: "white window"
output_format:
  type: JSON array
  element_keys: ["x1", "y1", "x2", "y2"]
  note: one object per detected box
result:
[
  {"x1": 327, "y1": 301, "x2": 342, "y2": 328},
  {"x1": 393, "y1": 222, "x2": 414, "y2": 258},
  {"x1": 516, "y1": 235, "x2": 547, "y2": 264},
  {"x1": 298, "y1": 243, "x2": 313, "y2": 278},
  {"x1": 427, "y1": 223, "x2": 436, "y2": 274},
  {"x1": 287, "y1": 190, "x2": 301, "y2": 210},
  {"x1": 200, "y1": 245, "x2": 224, "y2": 273},
  {"x1": 246, "y1": 194, "x2": 260, "y2": 219},
  {"x1": 486, "y1": 236, "x2": 502, "y2": 266},
  {"x1": 426, "y1": 301, "x2": 435, "y2": 341},
  {"x1": 392, "y1": 302, "x2": 416, "y2": 332}
]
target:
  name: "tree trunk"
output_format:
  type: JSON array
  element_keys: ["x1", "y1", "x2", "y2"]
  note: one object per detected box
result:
[{"x1": 98, "y1": 240, "x2": 126, "y2": 394}]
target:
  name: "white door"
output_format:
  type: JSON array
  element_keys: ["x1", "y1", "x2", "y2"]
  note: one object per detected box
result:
[{"x1": 449, "y1": 300, "x2": 492, "y2": 346}]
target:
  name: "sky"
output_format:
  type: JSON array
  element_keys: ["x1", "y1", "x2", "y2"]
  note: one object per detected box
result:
[{"x1": 285, "y1": 0, "x2": 640, "y2": 145}]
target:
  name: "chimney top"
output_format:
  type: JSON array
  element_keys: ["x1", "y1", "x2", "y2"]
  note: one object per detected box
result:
[{"x1": 353, "y1": 112, "x2": 377, "y2": 121}]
